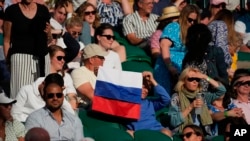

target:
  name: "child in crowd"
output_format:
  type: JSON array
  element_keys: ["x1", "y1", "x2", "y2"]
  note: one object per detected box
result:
[{"x1": 125, "y1": 71, "x2": 172, "y2": 138}]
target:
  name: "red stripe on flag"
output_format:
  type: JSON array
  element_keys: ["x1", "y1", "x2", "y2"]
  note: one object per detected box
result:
[{"x1": 92, "y1": 96, "x2": 141, "y2": 120}]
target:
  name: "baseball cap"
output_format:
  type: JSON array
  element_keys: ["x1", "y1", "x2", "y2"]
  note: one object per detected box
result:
[
  {"x1": 0, "y1": 92, "x2": 16, "y2": 104},
  {"x1": 82, "y1": 44, "x2": 108, "y2": 59},
  {"x1": 210, "y1": 0, "x2": 227, "y2": 5}
]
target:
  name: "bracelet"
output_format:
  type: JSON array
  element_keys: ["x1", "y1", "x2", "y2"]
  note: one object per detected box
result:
[
  {"x1": 206, "y1": 76, "x2": 211, "y2": 82},
  {"x1": 224, "y1": 111, "x2": 228, "y2": 117}
]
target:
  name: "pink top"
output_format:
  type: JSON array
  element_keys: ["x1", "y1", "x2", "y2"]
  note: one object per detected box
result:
[
  {"x1": 233, "y1": 99, "x2": 250, "y2": 124},
  {"x1": 150, "y1": 30, "x2": 162, "y2": 49}
]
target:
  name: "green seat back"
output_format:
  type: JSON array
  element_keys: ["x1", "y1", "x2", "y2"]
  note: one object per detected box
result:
[
  {"x1": 134, "y1": 129, "x2": 172, "y2": 141},
  {"x1": 93, "y1": 126, "x2": 133, "y2": 141},
  {"x1": 78, "y1": 109, "x2": 122, "y2": 137},
  {"x1": 211, "y1": 135, "x2": 224, "y2": 141}
]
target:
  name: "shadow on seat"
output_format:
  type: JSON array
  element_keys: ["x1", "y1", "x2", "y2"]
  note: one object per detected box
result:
[{"x1": 134, "y1": 129, "x2": 172, "y2": 141}]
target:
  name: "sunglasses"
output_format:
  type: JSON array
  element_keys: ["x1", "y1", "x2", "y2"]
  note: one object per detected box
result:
[
  {"x1": 71, "y1": 31, "x2": 82, "y2": 36},
  {"x1": 187, "y1": 77, "x2": 201, "y2": 82},
  {"x1": 46, "y1": 93, "x2": 63, "y2": 99},
  {"x1": 180, "y1": 132, "x2": 197, "y2": 139},
  {"x1": 187, "y1": 18, "x2": 198, "y2": 24},
  {"x1": 56, "y1": 56, "x2": 65, "y2": 61},
  {"x1": 212, "y1": 3, "x2": 226, "y2": 9},
  {"x1": 235, "y1": 80, "x2": 250, "y2": 87},
  {"x1": 94, "y1": 55, "x2": 105, "y2": 60},
  {"x1": 84, "y1": 10, "x2": 96, "y2": 15},
  {"x1": 100, "y1": 35, "x2": 115, "y2": 40}
]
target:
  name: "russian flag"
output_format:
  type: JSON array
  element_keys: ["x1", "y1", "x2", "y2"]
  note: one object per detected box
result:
[{"x1": 92, "y1": 67, "x2": 142, "y2": 120}]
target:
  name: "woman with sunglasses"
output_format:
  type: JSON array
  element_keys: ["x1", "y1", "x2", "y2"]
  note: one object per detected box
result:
[
  {"x1": 94, "y1": 23, "x2": 123, "y2": 70},
  {"x1": 209, "y1": 0, "x2": 226, "y2": 23},
  {"x1": 154, "y1": 4, "x2": 200, "y2": 94},
  {"x1": 167, "y1": 67, "x2": 226, "y2": 135},
  {"x1": 181, "y1": 124, "x2": 205, "y2": 141},
  {"x1": 230, "y1": 68, "x2": 250, "y2": 124},
  {"x1": 11, "y1": 45, "x2": 77, "y2": 123},
  {"x1": 0, "y1": 91, "x2": 25, "y2": 141}
]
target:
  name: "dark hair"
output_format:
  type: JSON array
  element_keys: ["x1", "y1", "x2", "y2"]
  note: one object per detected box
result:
[
  {"x1": 54, "y1": 0, "x2": 72, "y2": 9},
  {"x1": 43, "y1": 73, "x2": 64, "y2": 97},
  {"x1": 94, "y1": 23, "x2": 114, "y2": 43},
  {"x1": 182, "y1": 23, "x2": 212, "y2": 69},
  {"x1": 182, "y1": 124, "x2": 205, "y2": 141},
  {"x1": 229, "y1": 69, "x2": 250, "y2": 98},
  {"x1": 200, "y1": 9, "x2": 211, "y2": 20}
]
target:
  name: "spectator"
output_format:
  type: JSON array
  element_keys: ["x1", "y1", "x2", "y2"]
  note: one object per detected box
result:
[
  {"x1": 94, "y1": 23, "x2": 123, "y2": 69},
  {"x1": 25, "y1": 73, "x2": 85, "y2": 141},
  {"x1": 209, "y1": 0, "x2": 226, "y2": 23},
  {"x1": 0, "y1": 91, "x2": 25, "y2": 141},
  {"x1": 71, "y1": 44, "x2": 107, "y2": 102},
  {"x1": 11, "y1": 45, "x2": 77, "y2": 123},
  {"x1": 154, "y1": 4, "x2": 200, "y2": 94},
  {"x1": 150, "y1": 6, "x2": 180, "y2": 60},
  {"x1": 167, "y1": 67, "x2": 226, "y2": 134},
  {"x1": 87, "y1": 0, "x2": 132, "y2": 28},
  {"x1": 170, "y1": 0, "x2": 187, "y2": 11},
  {"x1": 4, "y1": 0, "x2": 51, "y2": 98},
  {"x1": 180, "y1": 124, "x2": 205, "y2": 141},
  {"x1": 230, "y1": 69, "x2": 250, "y2": 124},
  {"x1": 25, "y1": 127, "x2": 50, "y2": 141},
  {"x1": 182, "y1": 23, "x2": 229, "y2": 92},
  {"x1": 125, "y1": 71, "x2": 172, "y2": 138},
  {"x1": 123, "y1": 0, "x2": 158, "y2": 55},
  {"x1": 200, "y1": 9, "x2": 211, "y2": 25}
]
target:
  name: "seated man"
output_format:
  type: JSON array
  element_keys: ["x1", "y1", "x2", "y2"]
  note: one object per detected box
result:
[
  {"x1": 123, "y1": 0, "x2": 158, "y2": 55},
  {"x1": 71, "y1": 44, "x2": 108, "y2": 102},
  {"x1": 25, "y1": 73, "x2": 85, "y2": 141},
  {"x1": 125, "y1": 71, "x2": 172, "y2": 138}
]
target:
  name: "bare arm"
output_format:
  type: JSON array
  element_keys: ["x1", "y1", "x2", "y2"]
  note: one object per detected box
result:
[
  {"x1": 120, "y1": 0, "x2": 132, "y2": 15},
  {"x1": 18, "y1": 137, "x2": 25, "y2": 141},
  {"x1": 3, "y1": 21, "x2": 11, "y2": 58},
  {"x1": 77, "y1": 82, "x2": 94, "y2": 101},
  {"x1": 126, "y1": 33, "x2": 144, "y2": 45}
]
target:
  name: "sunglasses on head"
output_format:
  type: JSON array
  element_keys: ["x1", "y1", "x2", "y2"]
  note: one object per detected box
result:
[
  {"x1": 84, "y1": 10, "x2": 96, "y2": 15},
  {"x1": 56, "y1": 56, "x2": 65, "y2": 61},
  {"x1": 46, "y1": 93, "x2": 63, "y2": 99},
  {"x1": 71, "y1": 31, "x2": 82, "y2": 36},
  {"x1": 100, "y1": 35, "x2": 115, "y2": 40},
  {"x1": 180, "y1": 132, "x2": 197, "y2": 139},
  {"x1": 187, "y1": 18, "x2": 198, "y2": 24},
  {"x1": 94, "y1": 55, "x2": 105, "y2": 60},
  {"x1": 235, "y1": 80, "x2": 250, "y2": 87},
  {"x1": 187, "y1": 77, "x2": 201, "y2": 82}
]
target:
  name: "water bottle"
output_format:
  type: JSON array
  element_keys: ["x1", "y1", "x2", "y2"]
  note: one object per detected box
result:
[{"x1": 195, "y1": 92, "x2": 202, "y2": 115}]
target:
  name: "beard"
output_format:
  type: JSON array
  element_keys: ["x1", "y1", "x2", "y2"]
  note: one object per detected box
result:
[{"x1": 46, "y1": 102, "x2": 63, "y2": 113}]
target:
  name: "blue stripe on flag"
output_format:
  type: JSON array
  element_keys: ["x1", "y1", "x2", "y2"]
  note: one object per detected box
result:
[{"x1": 95, "y1": 80, "x2": 142, "y2": 104}]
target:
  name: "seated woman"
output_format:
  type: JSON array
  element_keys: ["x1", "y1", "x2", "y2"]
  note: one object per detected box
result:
[
  {"x1": 94, "y1": 23, "x2": 125, "y2": 69},
  {"x1": 0, "y1": 90, "x2": 25, "y2": 141},
  {"x1": 125, "y1": 71, "x2": 172, "y2": 138},
  {"x1": 181, "y1": 124, "x2": 205, "y2": 141},
  {"x1": 168, "y1": 67, "x2": 226, "y2": 135},
  {"x1": 11, "y1": 45, "x2": 78, "y2": 122}
]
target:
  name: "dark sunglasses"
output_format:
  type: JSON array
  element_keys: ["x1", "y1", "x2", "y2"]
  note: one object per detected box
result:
[
  {"x1": 100, "y1": 35, "x2": 115, "y2": 40},
  {"x1": 180, "y1": 132, "x2": 196, "y2": 139},
  {"x1": 212, "y1": 3, "x2": 226, "y2": 9},
  {"x1": 71, "y1": 31, "x2": 82, "y2": 36},
  {"x1": 235, "y1": 80, "x2": 250, "y2": 87},
  {"x1": 187, "y1": 77, "x2": 201, "y2": 82},
  {"x1": 84, "y1": 10, "x2": 96, "y2": 15},
  {"x1": 94, "y1": 55, "x2": 105, "y2": 60},
  {"x1": 56, "y1": 56, "x2": 65, "y2": 61},
  {"x1": 187, "y1": 18, "x2": 198, "y2": 24},
  {"x1": 46, "y1": 93, "x2": 63, "y2": 99}
]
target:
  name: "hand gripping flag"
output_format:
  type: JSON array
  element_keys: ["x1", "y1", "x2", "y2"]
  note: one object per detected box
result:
[{"x1": 92, "y1": 67, "x2": 142, "y2": 120}]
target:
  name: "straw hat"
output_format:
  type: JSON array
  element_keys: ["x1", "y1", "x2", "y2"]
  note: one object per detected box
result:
[{"x1": 157, "y1": 6, "x2": 180, "y2": 22}]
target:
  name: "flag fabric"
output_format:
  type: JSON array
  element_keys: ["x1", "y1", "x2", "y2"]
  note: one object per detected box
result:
[{"x1": 92, "y1": 67, "x2": 142, "y2": 120}]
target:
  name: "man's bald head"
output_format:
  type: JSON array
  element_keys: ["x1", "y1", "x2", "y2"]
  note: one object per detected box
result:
[{"x1": 25, "y1": 127, "x2": 50, "y2": 141}]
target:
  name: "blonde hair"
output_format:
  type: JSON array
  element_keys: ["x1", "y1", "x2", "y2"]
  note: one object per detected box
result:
[
  {"x1": 175, "y1": 67, "x2": 202, "y2": 92},
  {"x1": 179, "y1": 4, "x2": 200, "y2": 44},
  {"x1": 65, "y1": 16, "x2": 83, "y2": 29}
]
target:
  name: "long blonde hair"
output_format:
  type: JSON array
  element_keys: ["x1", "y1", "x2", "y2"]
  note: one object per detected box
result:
[{"x1": 178, "y1": 4, "x2": 200, "y2": 44}]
